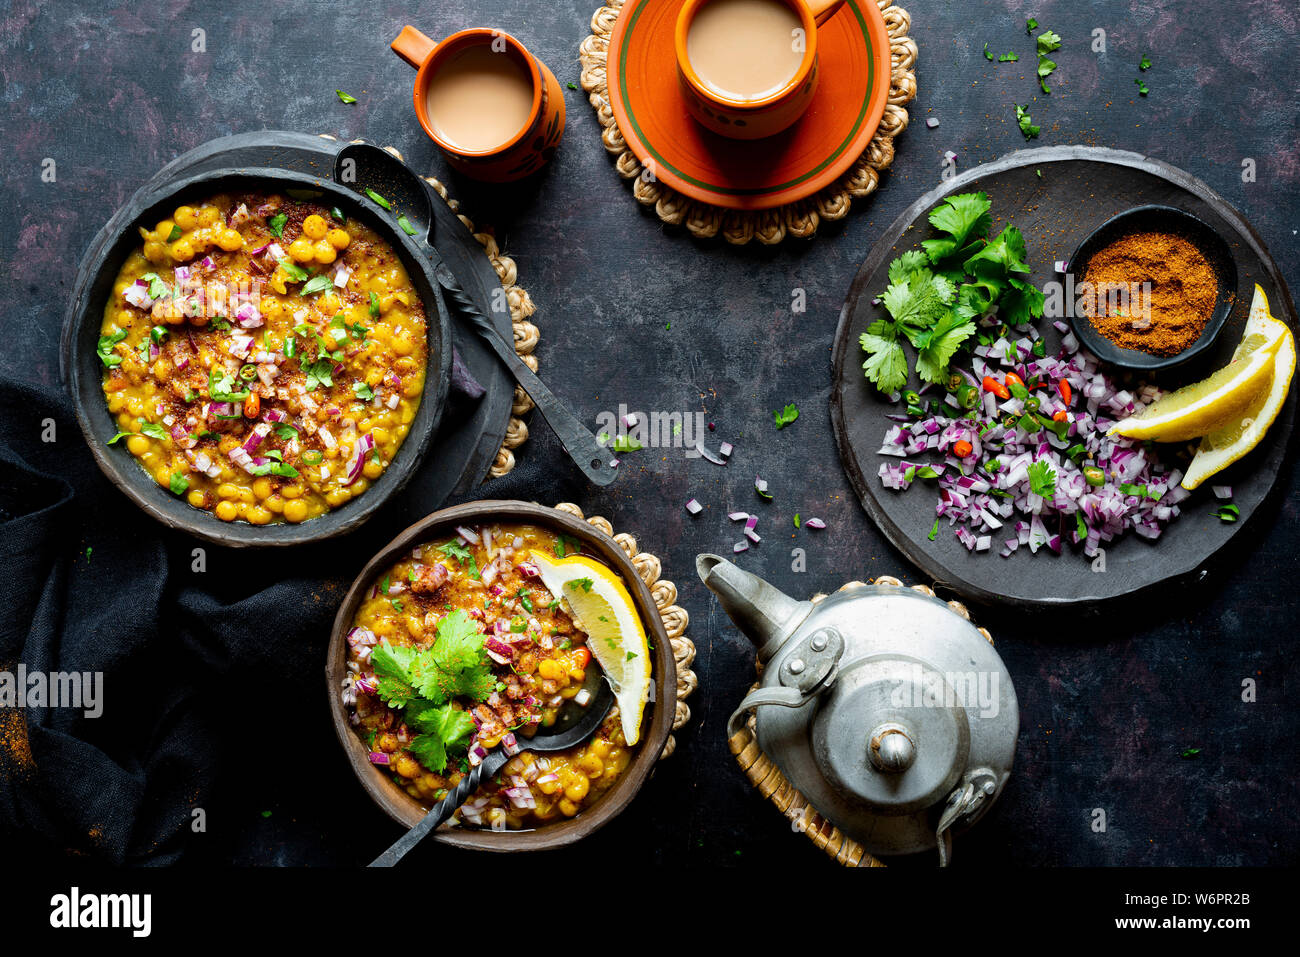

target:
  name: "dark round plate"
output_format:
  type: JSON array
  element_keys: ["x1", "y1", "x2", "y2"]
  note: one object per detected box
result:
[
  {"x1": 1067, "y1": 204, "x2": 1238, "y2": 371},
  {"x1": 64, "y1": 167, "x2": 452, "y2": 547},
  {"x1": 830, "y1": 146, "x2": 1297, "y2": 610},
  {"x1": 60, "y1": 132, "x2": 516, "y2": 547}
]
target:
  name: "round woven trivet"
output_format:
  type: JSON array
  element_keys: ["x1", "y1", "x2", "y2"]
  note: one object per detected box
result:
[
  {"x1": 728, "y1": 575, "x2": 995, "y2": 866},
  {"x1": 554, "y1": 502, "x2": 697, "y2": 758},
  {"x1": 321, "y1": 137, "x2": 538, "y2": 478},
  {"x1": 579, "y1": 0, "x2": 918, "y2": 244}
]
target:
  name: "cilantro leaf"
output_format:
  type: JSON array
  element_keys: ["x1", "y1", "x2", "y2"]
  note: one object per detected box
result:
[
  {"x1": 413, "y1": 609, "x2": 494, "y2": 704},
  {"x1": 268, "y1": 213, "x2": 288, "y2": 238},
  {"x1": 336, "y1": 89, "x2": 357, "y2": 104},
  {"x1": 887, "y1": 249, "x2": 930, "y2": 283},
  {"x1": 404, "y1": 700, "x2": 475, "y2": 773},
  {"x1": 860, "y1": 327, "x2": 909, "y2": 393},
  {"x1": 300, "y1": 274, "x2": 334, "y2": 297},
  {"x1": 922, "y1": 192, "x2": 992, "y2": 264},
  {"x1": 1139, "y1": 53, "x2": 1152, "y2": 71},
  {"x1": 1015, "y1": 104, "x2": 1040, "y2": 139},
  {"x1": 97, "y1": 330, "x2": 127, "y2": 368},
  {"x1": 371, "y1": 641, "x2": 420, "y2": 708},
  {"x1": 279, "y1": 259, "x2": 311, "y2": 282},
  {"x1": 1135, "y1": 77, "x2": 1149, "y2": 96},
  {"x1": 773, "y1": 403, "x2": 799, "y2": 429},
  {"x1": 984, "y1": 42, "x2": 994, "y2": 61},
  {"x1": 1028, "y1": 460, "x2": 1057, "y2": 497},
  {"x1": 1036, "y1": 30, "x2": 1061, "y2": 55},
  {"x1": 915, "y1": 314, "x2": 976, "y2": 383}
]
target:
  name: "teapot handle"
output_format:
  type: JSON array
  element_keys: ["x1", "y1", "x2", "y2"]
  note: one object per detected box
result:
[
  {"x1": 725, "y1": 686, "x2": 809, "y2": 739},
  {"x1": 934, "y1": 767, "x2": 999, "y2": 867}
]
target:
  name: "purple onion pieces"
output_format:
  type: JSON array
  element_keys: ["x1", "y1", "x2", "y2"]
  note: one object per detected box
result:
[
  {"x1": 694, "y1": 440, "x2": 727, "y2": 466},
  {"x1": 803, "y1": 517, "x2": 827, "y2": 529},
  {"x1": 685, "y1": 498, "x2": 704, "y2": 515}
]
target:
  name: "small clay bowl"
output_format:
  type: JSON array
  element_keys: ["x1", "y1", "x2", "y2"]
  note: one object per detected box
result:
[
  {"x1": 1066, "y1": 204, "x2": 1237, "y2": 372},
  {"x1": 325, "y1": 499, "x2": 676, "y2": 852}
]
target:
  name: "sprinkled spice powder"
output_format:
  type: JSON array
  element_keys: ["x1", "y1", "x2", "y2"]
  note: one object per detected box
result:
[{"x1": 1080, "y1": 231, "x2": 1219, "y2": 356}]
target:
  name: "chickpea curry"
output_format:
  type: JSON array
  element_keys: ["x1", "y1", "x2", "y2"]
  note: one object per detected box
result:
[
  {"x1": 98, "y1": 192, "x2": 428, "y2": 525},
  {"x1": 343, "y1": 524, "x2": 635, "y2": 830}
]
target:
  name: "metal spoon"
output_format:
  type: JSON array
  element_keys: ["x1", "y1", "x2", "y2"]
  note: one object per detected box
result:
[
  {"x1": 368, "y1": 679, "x2": 614, "y2": 866},
  {"x1": 334, "y1": 142, "x2": 617, "y2": 486}
]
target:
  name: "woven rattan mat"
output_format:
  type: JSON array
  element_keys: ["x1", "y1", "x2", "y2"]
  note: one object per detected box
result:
[
  {"x1": 579, "y1": 0, "x2": 917, "y2": 244},
  {"x1": 728, "y1": 576, "x2": 994, "y2": 865},
  {"x1": 555, "y1": 502, "x2": 698, "y2": 758}
]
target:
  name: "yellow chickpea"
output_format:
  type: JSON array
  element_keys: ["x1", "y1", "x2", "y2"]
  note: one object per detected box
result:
[
  {"x1": 216, "y1": 483, "x2": 240, "y2": 500},
  {"x1": 537, "y1": 659, "x2": 564, "y2": 681},
  {"x1": 402, "y1": 378, "x2": 422, "y2": 398},
  {"x1": 197, "y1": 206, "x2": 221, "y2": 227},
  {"x1": 172, "y1": 239, "x2": 195, "y2": 261},
  {"x1": 558, "y1": 798, "x2": 580, "y2": 817},
  {"x1": 217, "y1": 437, "x2": 240, "y2": 455},
  {"x1": 301, "y1": 214, "x2": 328, "y2": 239},
  {"x1": 394, "y1": 755, "x2": 421, "y2": 779},
  {"x1": 326, "y1": 228, "x2": 351, "y2": 250},
  {"x1": 283, "y1": 499, "x2": 308, "y2": 523},
  {"x1": 362, "y1": 458, "x2": 383, "y2": 480},
  {"x1": 246, "y1": 506, "x2": 272, "y2": 525},
  {"x1": 107, "y1": 395, "x2": 125, "y2": 413},
  {"x1": 174, "y1": 206, "x2": 197, "y2": 230},
  {"x1": 126, "y1": 435, "x2": 150, "y2": 457},
  {"x1": 216, "y1": 229, "x2": 243, "y2": 251},
  {"x1": 264, "y1": 494, "x2": 285, "y2": 514},
  {"x1": 186, "y1": 489, "x2": 206, "y2": 509},
  {"x1": 324, "y1": 489, "x2": 352, "y2": 508},
  {"x1": 281, "y1": 484, "x2": 303, "y2": 499},
  {"x1": 252, "y1": 478, "x2": 273, "y2": 500},
  {"x1": 287, "y1": 238, "x2": 314, "y2": 263},
  {"x1": 317, "y1": 292, "x2": 340, "y2": 314},
  {"x1": 155, "y1": 219, "x2": 176, "y2": 241},
  {"x1": 143, "y1": 241, "x2": 166, "y2": 264},
  {"x1": 589, "y1": 738, "x2": 611, "y2": 759},
  {"x1": 215, "y1": 500, "x2": 238, "y2": 522},
  {"x1": 578, "y1": 754, "x2": 604, "y2": 777},
  {"x1": 391, "y1": 335, "x2": 413, "y2": 357},
  {"x1": 312, "y1": 240, "x2": 337, "y2": 264}
]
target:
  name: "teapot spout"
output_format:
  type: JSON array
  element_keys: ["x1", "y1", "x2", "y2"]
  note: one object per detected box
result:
[{"x1": 695, "y1": 554, "x2": 812, "y2": 663}]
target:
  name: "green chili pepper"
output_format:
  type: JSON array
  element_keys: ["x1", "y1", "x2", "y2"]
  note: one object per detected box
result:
[
  {"x1": 958, "y1": 384, "x2": 980, "y2": 410},
  {"x1": 239, "y1": 364, "x2": 258, "y2": 381},
  {"x1": 1084, "y1": 466, "x2": 1105, "y2": 487},
  {"x1": 1025, "y1": 396, "x2": 1041, "y2": 412}
]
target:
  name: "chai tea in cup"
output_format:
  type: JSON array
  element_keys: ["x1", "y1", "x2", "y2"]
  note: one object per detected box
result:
[
  {"x1": 424, "y1": 43, "x2": 537, "y2": 153},
  {"x1": 686, "y1": 0, "x2": 806, "y2": 101}
]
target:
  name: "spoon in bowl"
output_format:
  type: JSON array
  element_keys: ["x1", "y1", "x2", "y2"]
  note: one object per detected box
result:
[
  {"x1": 368, "y1": 678, "x2": 614, "y2": 866},
  {"x1": 334, "y1": 142, "x2": 617, "y2": 487}
]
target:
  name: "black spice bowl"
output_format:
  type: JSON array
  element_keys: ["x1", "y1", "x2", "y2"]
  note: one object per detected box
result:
[{"x1": 1066, "y1": 204, "x2": 1238, "y2": 373}]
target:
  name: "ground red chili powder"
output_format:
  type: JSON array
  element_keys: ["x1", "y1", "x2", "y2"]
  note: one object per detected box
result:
[{"x1": 1080, "y1": 231, "x2": 1219, "y2": 356}]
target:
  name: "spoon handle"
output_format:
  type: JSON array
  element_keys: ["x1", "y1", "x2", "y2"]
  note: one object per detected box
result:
[
  {"x1": 368, "y1": 750, "x2": 510, "y2": 867},
  {"x1": 430, "y1": 263, "x2": 617, "y2": 487}
]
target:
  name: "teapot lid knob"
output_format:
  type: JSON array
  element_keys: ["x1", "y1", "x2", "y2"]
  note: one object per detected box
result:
[{"x1": 868, "y1": 722, "x2": 916, "y2": 773}]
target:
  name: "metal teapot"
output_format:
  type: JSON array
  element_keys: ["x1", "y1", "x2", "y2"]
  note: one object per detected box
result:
[{"x1": 698, "y1": 555, "x2": 1018, "y2": 865}]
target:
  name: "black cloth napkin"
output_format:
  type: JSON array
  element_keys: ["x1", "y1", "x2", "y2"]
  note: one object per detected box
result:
[{"x1": 0, "y1": 365, "x2": 576, "y2": 863}]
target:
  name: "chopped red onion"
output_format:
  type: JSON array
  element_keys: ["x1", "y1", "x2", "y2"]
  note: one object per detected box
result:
[
  {"x1": 694, "y1": 440, "x2": 728, "y2": 465},
  {"x1": 685, "y1": 498, "x2": 703, "y2": 515},
  {"x1": 804, "y1": 518, "x2": 827, "y2": 529}
]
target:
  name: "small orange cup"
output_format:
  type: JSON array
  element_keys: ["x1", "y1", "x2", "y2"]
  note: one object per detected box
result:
[
  {"x1": 675, "y1": 0, "x2": 845, "y2": 140},
  {"x1": 391, "y1": 26, "x2": 565, "y2": 182}
]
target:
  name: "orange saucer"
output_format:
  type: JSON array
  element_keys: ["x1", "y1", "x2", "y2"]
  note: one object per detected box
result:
[{"x1": 607, "y1": 0, "x2": 892, "y2": 211}]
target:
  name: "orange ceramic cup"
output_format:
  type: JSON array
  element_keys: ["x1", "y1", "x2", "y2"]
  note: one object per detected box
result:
[
  {"x1": 675, "y1": 0, "x2": 845, "y2": 140},
  {"x1": 391, "y1": 26, "x2": 565, "y2": 182}
]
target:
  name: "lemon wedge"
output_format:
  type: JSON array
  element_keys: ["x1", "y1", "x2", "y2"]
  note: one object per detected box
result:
[
  {"x1": 1181, "y1": 285, "x2": 1296, "y2": 489},
  {"x1": 1109, "y1": 314, "x2": 1286, "y2": 442},
  {"x1": 529, "y1": 548, "x2": 651, "y2": 746}
]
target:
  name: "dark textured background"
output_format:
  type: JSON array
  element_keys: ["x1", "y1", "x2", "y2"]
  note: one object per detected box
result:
[{"x1": 1, "y1": 0, "x2": 1297, "y2": 866}]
